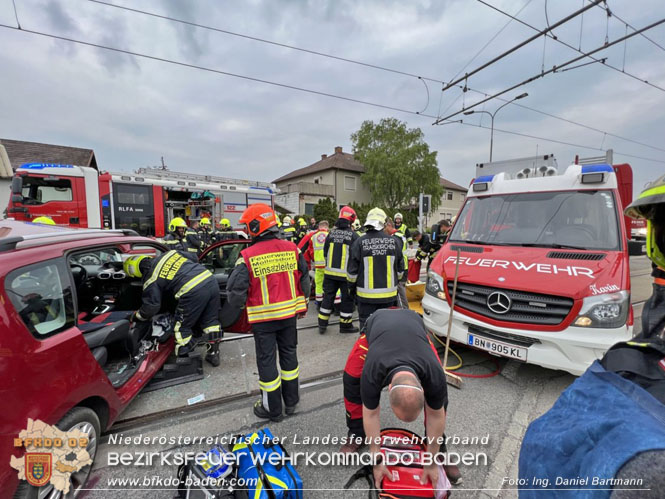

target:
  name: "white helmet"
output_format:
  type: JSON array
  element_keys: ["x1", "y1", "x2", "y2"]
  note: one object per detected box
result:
[{"x1": 365, "y1": 208, "x2": 387, "y2": 230}]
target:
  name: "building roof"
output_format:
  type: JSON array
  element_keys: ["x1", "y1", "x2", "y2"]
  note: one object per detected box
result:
[
  {"x1": 440, "y1": 177, "x2": 468, "y2": 192},
  {"x1": 0, "y1": 138, "x2": 98, "y2": 171},
  {"x1": 273, "y1": 146, "x2": 363, "y2": 184}
]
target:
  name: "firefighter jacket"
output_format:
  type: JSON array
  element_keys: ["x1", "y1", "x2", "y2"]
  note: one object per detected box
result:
[
  {"x1": 282, "y1": 224, "x2": 297, "y2": 243},
  {"x1": 216, "y1": 229, "x2": 237, "y2": 241},
  {"x1": 136, "y1": 250, "x2": 215, "y2": 320},
  {"x1": 395, "y1": 222, "x2": 412, "y2": 243},
  {"x1": 324, "y1": 222, "x2": 358, "y2": 280},
  {"x1": 186, "y1": 229, "x2": 203, "y2": 255},
  {"x1": 226, "y1": 233, "x2": 311, "y2": 323},
  {"x1": 311, "y1": 229, "x2": 329, "y2": 269},
  {"x1": 390, "y1": 228, "x2": 409, "y2": 280},
  {"x1": 347, "y1": 229, "x2": 405, "y2": 303},
  {"x1": 415, "y1": 233, "x2": 440, "y2": 262},
  {"x1": 197, "y1": 228, "x2": 217, "y2": 248},
  {"x1": 163, "y1": 232, "x2": 197, "y2": 262}
]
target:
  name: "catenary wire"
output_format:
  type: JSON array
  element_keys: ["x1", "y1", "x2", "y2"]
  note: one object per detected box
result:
[
  {"x1": 1, "y1": 22, "x2": 663, "y2": 165},
  {"x1": 476, "y1": 0, "x2": 665, "y2": 93},
  {"x1": 590, "y1": 0, "x2": 665, "y2": 53},
  {"x1": 86, "y1": 0, "x2": 665, "y2": 155}
]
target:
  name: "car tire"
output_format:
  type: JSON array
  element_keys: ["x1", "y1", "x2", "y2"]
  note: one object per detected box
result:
[{"x1": 13, "y1": 407, "x2": 101, "y2": 499}]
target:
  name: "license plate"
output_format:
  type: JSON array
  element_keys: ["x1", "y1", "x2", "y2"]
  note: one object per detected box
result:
[{"x1": 467, "y1": 333, "x2": 528, "y2": 361}]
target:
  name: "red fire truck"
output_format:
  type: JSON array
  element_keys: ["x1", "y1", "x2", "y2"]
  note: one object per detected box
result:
[{"x1": 7, "y1": 164, "x2": 276, "y2": 236}]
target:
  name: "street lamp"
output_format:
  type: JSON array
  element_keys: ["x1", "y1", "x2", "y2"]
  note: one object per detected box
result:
[{"x1": 464, "y1": 92, "x2": 528, "y2": 162}]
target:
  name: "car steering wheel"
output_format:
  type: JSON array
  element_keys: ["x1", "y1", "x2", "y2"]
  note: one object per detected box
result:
[{"x1": 70, "y1": 263, "x2": 88, "y2": 287}]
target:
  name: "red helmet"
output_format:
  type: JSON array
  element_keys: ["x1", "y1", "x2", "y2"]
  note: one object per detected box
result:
[
  {"x1": 339, "y1": 206, "x2": 357, "y2": 223},
  {"x1": 239, "y1": 203, "x2": 277, "y2": 237}
]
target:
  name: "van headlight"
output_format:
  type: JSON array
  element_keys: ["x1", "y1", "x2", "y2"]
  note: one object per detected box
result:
[
  {"x1": 426, "y1": 270, "x2": 447, "y2": 301},
  {"x1": 574, "y1": 290, "x2": 629, "y2": 328}
]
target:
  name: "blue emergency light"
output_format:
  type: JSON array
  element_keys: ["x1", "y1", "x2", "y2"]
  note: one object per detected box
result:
[
  {"x1": 581, "y1": 164, "x2": 612, "y2": 184},
  {"x1": 20, "y1": 163, "x2": 74, "y2": 169},
  {"x1": 472, "y1": 174, "x2": 495, "y2": 192}
]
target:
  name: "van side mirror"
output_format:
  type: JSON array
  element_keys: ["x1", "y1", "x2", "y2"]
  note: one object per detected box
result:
[{"x1": 11, "y1": 176, "x2": 23, "y2": 195}]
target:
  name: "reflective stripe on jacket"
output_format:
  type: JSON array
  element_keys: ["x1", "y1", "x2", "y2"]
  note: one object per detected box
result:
[{"x1": 311, "y1": 230, "x2": 329, "y2": 269}]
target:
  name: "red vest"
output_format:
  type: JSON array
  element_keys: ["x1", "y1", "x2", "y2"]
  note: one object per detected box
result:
[{"x1": 241, "y1": 238, "x2": 307, "y2": 323}]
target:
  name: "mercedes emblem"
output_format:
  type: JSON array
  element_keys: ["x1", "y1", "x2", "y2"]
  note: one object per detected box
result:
[{"x1": 487, "y1": 291, "x2": 512, "y2": 314}]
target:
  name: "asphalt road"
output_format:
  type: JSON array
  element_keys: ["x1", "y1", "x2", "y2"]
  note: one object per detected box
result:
[{"x1": 80, "y1": 255, "x2": 654, "y2": 499}]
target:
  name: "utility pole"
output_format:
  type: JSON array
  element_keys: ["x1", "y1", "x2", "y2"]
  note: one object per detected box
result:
[{"x1": 161, "y1": 156, "x2": 167, "y2": 170}]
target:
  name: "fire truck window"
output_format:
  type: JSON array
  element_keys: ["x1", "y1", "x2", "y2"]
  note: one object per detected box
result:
[
  {"x1": 6, "y1": 260, "x2": 75, "y2": 339},
  {"x1": 21, "y1": 178, "x2": 72, "y2": 204}
]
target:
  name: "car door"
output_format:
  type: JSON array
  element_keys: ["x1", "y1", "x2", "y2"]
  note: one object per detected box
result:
[{"x1": 199, "y1": 239, "x2": 251, "y2": 333}]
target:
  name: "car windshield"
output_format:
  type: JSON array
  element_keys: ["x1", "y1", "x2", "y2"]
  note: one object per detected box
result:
[{"x1": 449, "y1": 190, "x2": 620, "y2": 251}]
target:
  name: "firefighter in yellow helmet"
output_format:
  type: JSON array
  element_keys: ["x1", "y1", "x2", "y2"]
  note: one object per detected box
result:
[
  {"x1": 124, "y1": 253, "x2": 222, "y2": 365},
  {"x1": 217, "y1": 217, "x2": 236, "y2": 241},
  {"x1": 197, "y1": 217, "x2": 216, "y2": 249},
  {"x1": 164, "y1": 217, "x2": 200, "y2": 261},
  {"x1": 281, "y1": 215, "x2": 297, "y2": 243},
  {"x1": 226, "y1": 203, "x2": 311, "y2": 421},
  {"x1": 625, "y1": 174, "x2": 665, "y2": 338},
  {"x1": 296, "y1": 217, "x2": 308, "y2": 244},
  {"x1": 32, "y1": 216, "x2": 55, "y2": 225}
]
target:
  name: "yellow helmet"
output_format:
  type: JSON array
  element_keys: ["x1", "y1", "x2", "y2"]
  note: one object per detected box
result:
[
  {"x1": 200, "y1": 217, "x2": 211, "y2": 226},
  {"x1": 298, "y1": 217, "x2": 306, "y2": 226},
  {"x1": 625, "y1": 174, "x2": 665, "y2": 268},
  {"x1": 32, "y1": 216, "x2": 55, "y2": 225},
  {"x1": 124, "y1": 255, "x2": 150, "y2": 278},
  {"x1": 275, "y1": 214, "x2": 282, "y2": 227},
  {"x1": 220, "y1": 218, "x2": 231, "y2": 228},
  {"x1": 169, "y1": 217, "x2": 187, "y2": 232}
]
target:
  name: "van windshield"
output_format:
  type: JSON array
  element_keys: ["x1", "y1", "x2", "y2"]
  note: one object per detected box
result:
[{"x1": 449, "y1": 190, "x2": 620, "y2": 251}]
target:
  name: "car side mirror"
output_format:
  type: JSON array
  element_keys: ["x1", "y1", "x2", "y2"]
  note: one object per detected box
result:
[{"x1": 11, "y1": 194, "x2": 23, "y2": 203}]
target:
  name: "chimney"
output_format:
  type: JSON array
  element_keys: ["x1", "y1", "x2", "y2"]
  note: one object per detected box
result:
[
  {"x1": 334, "y1": 146, "x2": 343, "y2": 154},
  {"x1": 321, "y1": 154, "x2": 327, "y2": 160}
]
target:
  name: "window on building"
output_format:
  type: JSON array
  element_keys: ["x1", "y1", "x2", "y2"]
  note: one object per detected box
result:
[
  {"x1": 344, "y1": 176, "x2": 356, "y2": 191},
  {"x1": 446, "y1": 191, "x2": 454, "y2": 201},
  {"x1": 305, "y1": 203, "x2": 315, "y2": 216}
]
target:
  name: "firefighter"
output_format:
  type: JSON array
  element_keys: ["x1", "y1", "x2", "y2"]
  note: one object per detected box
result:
[
  {"x1": 198, "y1": 217, "x2": 216, "y2": 248},
  {"x1": 217, "y1": 218, "x2": 237, "y2": 241},
  {"x1": 348, "y1": 208, "x2": 405, "y2": 330},
  {"x1": 625, "y1": 174, "x2": 665, "y2": 338},
  {"x1": 164, "y1": 218, "x2": 196, "y2": 261},
  {"x1": 341, "y1": 308, "x2": 461, "y2": 486},
  {"x1": 124, "y1": 251, "x2": 222, "y2": 366},
  {"x1": 226, "y1": 203, "x2": 311, "y2": 421},
  {"x1": 296, "y1": 217, "x2": 308, "y2": 243},
  {"x1": 281, "y1": 216, "x2": 297, "y2": 242},
  {"x1": 32, "y1": 216, "x2": 55, "y2": 225},
  {"x1": 385, "y1": 217, "x2": 409, "y2": 309},
  {"x1": 394, "y1": 212, "x2": 412, "y2": 245},
  {"x1": 299, "y1": 220, "x2": 330, "y2": 307},
  {"x1": 319, "y1": 206, "x2": 359, "y2": 334}
]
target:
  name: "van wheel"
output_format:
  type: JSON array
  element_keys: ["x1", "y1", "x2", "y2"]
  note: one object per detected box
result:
[{"x1": 13, "y1": 407, "x2": 100, "y2": 499}]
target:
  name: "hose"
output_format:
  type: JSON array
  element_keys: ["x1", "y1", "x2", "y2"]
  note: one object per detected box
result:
[{"x1": 430, "y1": 331, "x2": 502, "y2": 378}]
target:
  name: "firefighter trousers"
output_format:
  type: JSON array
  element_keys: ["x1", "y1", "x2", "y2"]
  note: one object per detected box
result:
[
  {"x1": 314, "y1": 267, "x2": 325, "y2": 303},
  {"x1": 319, "y1": 276, "x2": 354, "y2": 330},
  {"x1": 343, "y1": 334, "x2": 448, "y2": 452},
  {"x1": 174, "y1": 278, "x2": 222, "y2": 350},
  {"x1": 253, "y1": 317, "x2": 300, "y2": 418},
  {"x1": 358, "y1": 300, "x2": 397, "y2": 332}
]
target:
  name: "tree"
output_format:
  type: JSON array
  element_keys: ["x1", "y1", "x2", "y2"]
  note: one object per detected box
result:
[
  {"x1": 313, "y1": 197, "x2": 338, "y2": 225},
  {"x1": 351, "y1": 118, "x2": 443, "y2": 212}
]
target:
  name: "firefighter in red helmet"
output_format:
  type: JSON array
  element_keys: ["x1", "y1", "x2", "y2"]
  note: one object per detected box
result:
[
  {"x1": 319, "y1": 206, "x2": 359, "y2": 334},
  {"x1": 226, "y1": 203, "x2": 311, "y2": 421}
]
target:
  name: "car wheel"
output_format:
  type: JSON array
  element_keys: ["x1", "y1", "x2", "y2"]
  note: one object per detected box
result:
[{"x1": 13, "y1": 407, "x2": 100, "y2": 499}]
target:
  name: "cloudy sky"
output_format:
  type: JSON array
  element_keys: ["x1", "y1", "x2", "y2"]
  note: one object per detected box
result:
[{"x1": 1, "y1": 0, "x2": 663, "y2": 194}]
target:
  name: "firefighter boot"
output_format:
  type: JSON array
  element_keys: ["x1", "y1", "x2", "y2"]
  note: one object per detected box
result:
[
  {"x1": 253, "y1": 400, "x2": 284, "y2": 423},
  {"x1": 205, "y1": 341, "x2": 221, "y2": 367}
]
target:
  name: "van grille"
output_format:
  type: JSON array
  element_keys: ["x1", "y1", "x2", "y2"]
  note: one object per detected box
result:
[{"x1": 447, "y1": 281, "x2": 574, "y2": 325}]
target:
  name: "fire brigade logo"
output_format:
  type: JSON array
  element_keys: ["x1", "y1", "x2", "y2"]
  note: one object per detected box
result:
[{"x1": 25, "y1": 453, "x2": 52, "y2": 487}]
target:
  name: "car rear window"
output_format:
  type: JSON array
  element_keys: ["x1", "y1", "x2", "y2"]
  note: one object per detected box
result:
[{"x1": 6, "y1": 259, "x2": 75, "y2": 338}]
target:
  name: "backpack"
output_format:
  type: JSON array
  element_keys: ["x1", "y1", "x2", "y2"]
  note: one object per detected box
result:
[
  {"x1": 345, "y1": 428, "x2": 451, "y2": 499},
  {"x1": 231, "y1": 428, "x2": 303, "y2": 499},
  {"x1": 176, "y1": 444, "x2": 248, "y2": 499}
]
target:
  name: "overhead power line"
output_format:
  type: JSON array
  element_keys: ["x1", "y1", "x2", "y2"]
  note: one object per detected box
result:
[
  {"x1": 434, "y1": 17, "x2": 665, "y2": 123},
  {"x1": 441, "y1": 0, "x2": 602, "y2": 93},
  {"x1": 476, "y1": 0, "x2": 665, "y2": 93},
  {"x1": 1, "y1": 23, "x2": 663, "y2": 165},
  {"x1": 589, "y1": 0, "x2": 665, "y2": 53},
  {"x1": 87, "y1": 0, "x2": 665, "y2": 156}
]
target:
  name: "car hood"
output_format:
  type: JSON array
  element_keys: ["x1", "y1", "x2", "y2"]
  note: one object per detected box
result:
[{"x1": 430, "y1": 244, "x2": 626, "y2": 300}]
